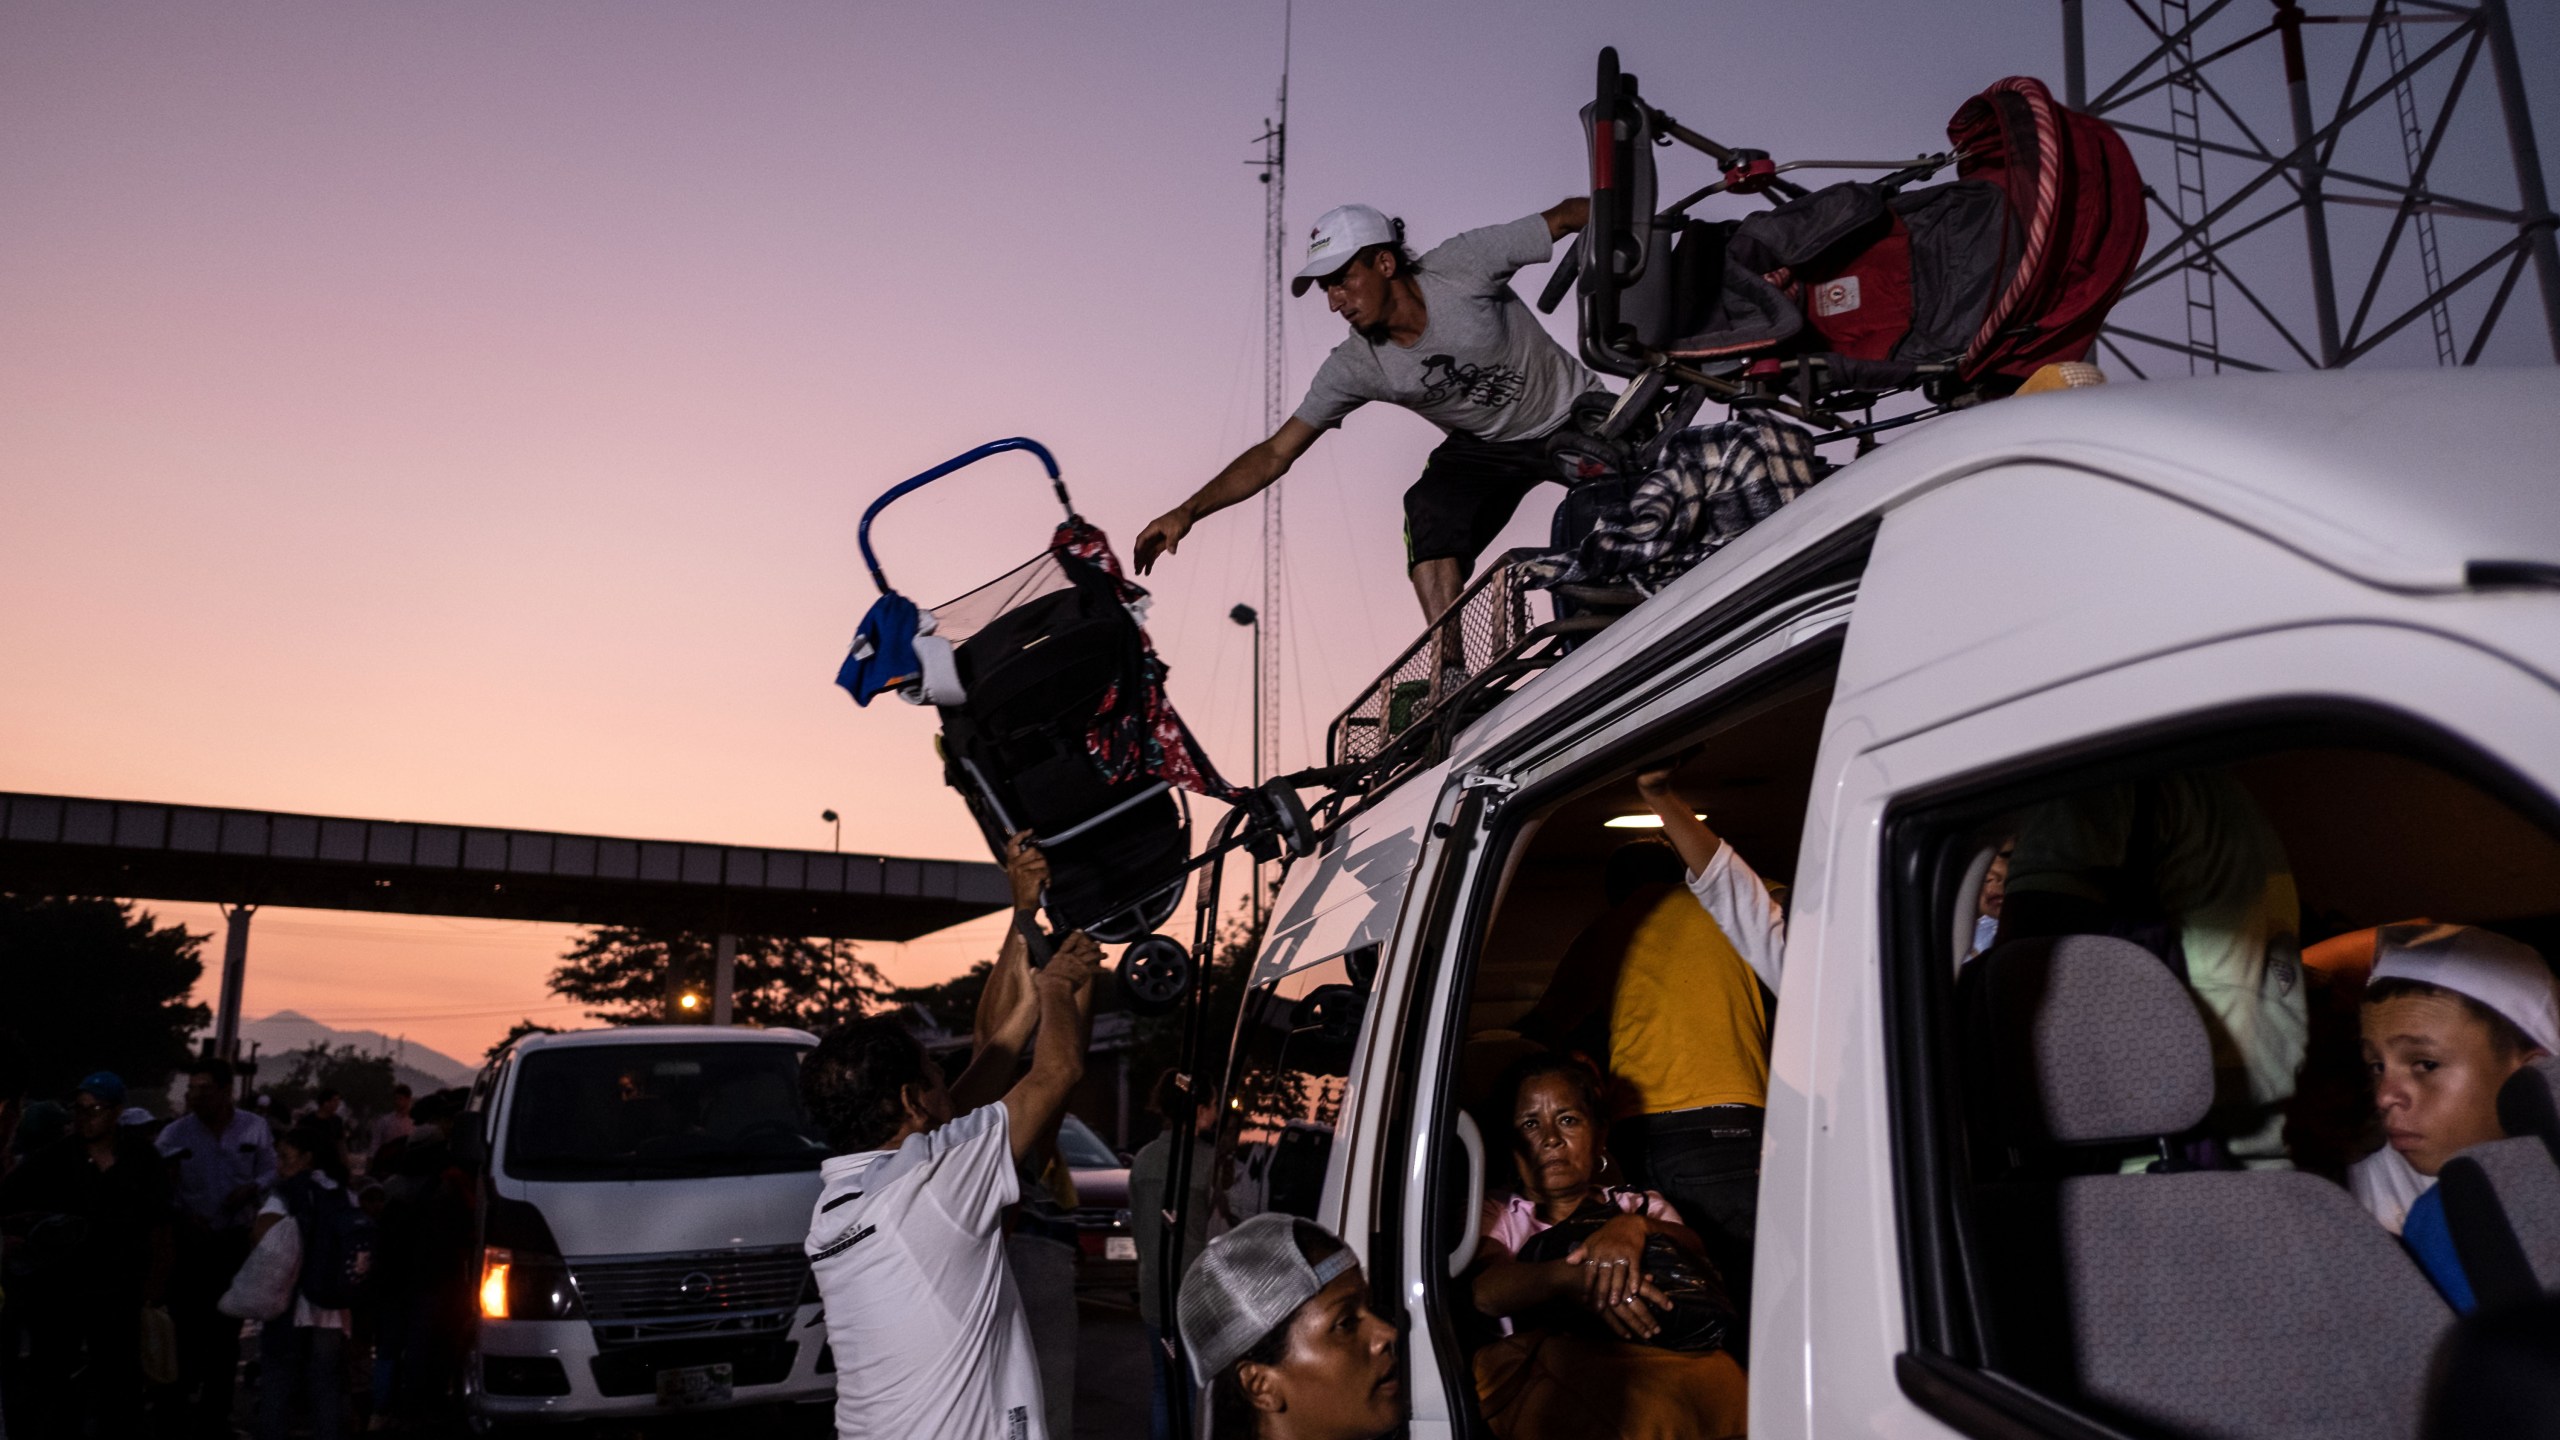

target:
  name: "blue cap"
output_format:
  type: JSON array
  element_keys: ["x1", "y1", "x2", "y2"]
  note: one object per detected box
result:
[{"x1": 76, "y1": 1071, "x2": 127, "y2": 1107}]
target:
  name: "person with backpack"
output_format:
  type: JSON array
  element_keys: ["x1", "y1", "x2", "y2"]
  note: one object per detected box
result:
[{"x1": 252, "y1": 1120, "x2": 371, "y2": 1440}]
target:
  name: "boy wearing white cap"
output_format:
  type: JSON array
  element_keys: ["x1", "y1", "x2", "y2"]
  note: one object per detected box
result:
[
  {"x1": 1135, "y1": 199, "x2": 1608, "y2": 627},
  {"x1": 2349, "y1": 922, "x2": 2560, "y2": 1235}
]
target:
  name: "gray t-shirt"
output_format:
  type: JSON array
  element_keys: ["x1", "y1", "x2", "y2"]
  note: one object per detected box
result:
[{"x1": 1293, "y1": 213, "x2": 1603, "y2": 445}]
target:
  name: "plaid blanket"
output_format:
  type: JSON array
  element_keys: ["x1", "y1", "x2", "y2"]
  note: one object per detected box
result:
[{"x1": 1518, "y1": 410, "x2": 1822, "y2": 592}]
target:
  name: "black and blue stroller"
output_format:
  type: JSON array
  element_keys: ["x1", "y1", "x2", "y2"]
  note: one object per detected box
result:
[{"x1": 838, "y1": 438, "x2": 1310, "y2": 1006}]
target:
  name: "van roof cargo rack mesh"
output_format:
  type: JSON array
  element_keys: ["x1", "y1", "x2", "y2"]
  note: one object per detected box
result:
[{"x1": 1323, "y1": 549, "x2": 1637, "y2": 794}]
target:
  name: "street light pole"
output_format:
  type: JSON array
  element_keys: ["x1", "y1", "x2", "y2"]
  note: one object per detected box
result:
[
  {"x1": 819, "y1": 809, "x2": 847, "y2": 986},
  {"x1": 1229, "y1": 604, "x2": 1266, "y2": 929}
]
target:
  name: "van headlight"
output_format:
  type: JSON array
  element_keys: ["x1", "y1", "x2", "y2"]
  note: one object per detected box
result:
[
  {"x1": 479, "y1": 1247, "x2": 512, "y2": 1320},
  {"x1": 479, "y1": 1245, "x2": 580, "y2": 1321}
]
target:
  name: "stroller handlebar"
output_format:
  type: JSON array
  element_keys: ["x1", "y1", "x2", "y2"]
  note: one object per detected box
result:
[{"x1": 859, "y1": 436, "x2": 1074, "y2": 594}]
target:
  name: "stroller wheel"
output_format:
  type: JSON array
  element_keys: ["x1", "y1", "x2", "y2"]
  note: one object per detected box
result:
[
  {"x1": 1116, "y1": 935, "x2": 1194, "y2": 1016},
  {"x1": 1248, "y1": 779, "x2": 1317, "y2": 860},
  {"x1": 1081, "y1": 874, "x2": 1188, "y2": 944}
]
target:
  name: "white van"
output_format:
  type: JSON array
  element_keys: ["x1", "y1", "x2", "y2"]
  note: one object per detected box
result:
[
  {"x1": 464, "y1": 1025, "x2": 833, "y2": 1425},
  {"x1": 1198, "y1": 371, "x2": 2560, "y2": 1440}
]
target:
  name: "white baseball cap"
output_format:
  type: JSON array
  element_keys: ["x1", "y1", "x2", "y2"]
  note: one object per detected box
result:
[
  {"x1": 1291, "y1": 204, "x2": 1399, "y2": 295},
  {"x1": 2372, "y1": 922, "x2": 2560, "y2": 1055}
]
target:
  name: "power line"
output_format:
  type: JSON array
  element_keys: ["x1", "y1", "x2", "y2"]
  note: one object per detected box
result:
[{"x1": 272, "y1": 1000, "x2": 588, "y2": 1025}]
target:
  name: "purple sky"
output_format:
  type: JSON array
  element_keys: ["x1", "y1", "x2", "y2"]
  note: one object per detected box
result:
[{"x1": 5, "y1": 1, "x2": 2552, "y2": 1059}]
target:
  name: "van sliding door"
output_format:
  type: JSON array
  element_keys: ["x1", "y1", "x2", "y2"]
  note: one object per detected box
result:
[{"x1": 1376, "y1": 592, "x2": 1859, "y2": 1440}]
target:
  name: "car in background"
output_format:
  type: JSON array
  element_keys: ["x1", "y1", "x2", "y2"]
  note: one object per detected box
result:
[
  {"x1": 1055, "y1": 1112, "x2": 1136, "y2": 1286},
  {"x1": 464, "y1": 1026, "x2": 833, "y2": 1426}
]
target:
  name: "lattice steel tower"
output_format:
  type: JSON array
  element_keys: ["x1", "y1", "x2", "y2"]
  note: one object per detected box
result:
[{"x1": 2059, "y1": 0, "x2": 2559, "y2": 374}]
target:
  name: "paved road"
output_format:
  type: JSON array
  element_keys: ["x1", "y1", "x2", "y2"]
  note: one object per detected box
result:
[
  {"x1": 1072, "y1": 1292, "x2": 1155, "y2": 1440},
  {"x1": 205, "y1": 1294, "x2": 1156, "y2": 1438}
]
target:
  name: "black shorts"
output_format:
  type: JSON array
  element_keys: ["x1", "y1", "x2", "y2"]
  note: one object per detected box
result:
[{"x1": 1402, "y1": 429, "x2": 1560, "y2": 573}]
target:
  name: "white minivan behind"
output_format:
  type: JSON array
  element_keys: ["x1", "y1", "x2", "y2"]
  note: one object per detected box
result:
[{"x1": 465, "y1": 1025, "x2": 833, "y2": 1425}]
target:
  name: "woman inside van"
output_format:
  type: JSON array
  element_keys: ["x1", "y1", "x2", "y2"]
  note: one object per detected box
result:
[
  {"x1": 1466, "y1": 1054, "x2": 1747, "y2": 1440},
  {"x1": 1178, "y1": 1213, "x2": 1404, "y2": 1440}
]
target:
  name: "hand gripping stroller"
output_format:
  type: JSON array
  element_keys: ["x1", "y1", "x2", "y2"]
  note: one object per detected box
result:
[{"x1": 838, "y1": 438, "x2": 1312, "y2": 1010}]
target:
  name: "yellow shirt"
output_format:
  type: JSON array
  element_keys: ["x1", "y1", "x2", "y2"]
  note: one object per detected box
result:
[{"x1": 1609, "y1": 887, "x2": 1772, "y2": 1117}]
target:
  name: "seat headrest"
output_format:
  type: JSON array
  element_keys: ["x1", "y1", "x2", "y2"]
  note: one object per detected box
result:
[
  {"x1": 1969, "y1": 935, "x2": 2214, "y2": 1146},
  {"x1": 2502, "y1": 1056, "x2": 2560, "y2": 1166}
]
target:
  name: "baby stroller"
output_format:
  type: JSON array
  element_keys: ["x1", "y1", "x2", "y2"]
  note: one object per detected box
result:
[
  {"x1": 1544, "y1": 48, "x2": 2146, "y2": 444},
  {"x1": 838, "y1": 438, "x2": 1311, "y2": 1003}
]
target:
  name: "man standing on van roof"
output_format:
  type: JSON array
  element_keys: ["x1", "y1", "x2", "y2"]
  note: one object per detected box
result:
[
  {"x1": 1134, "y1": 199, "x2": 1609, "y2": 624},
  {"x1": 801, "y1": 834, "x2": 1102, "y2": 1440}
]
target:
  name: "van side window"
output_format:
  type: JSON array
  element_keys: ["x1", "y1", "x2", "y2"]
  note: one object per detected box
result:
[
  {"x1": 1890, "y1": 730, "x2": 2560, "y2": 1440},
  {"x1": 1211, "y1": 946, "x2": 1378, "y2": 1226}
]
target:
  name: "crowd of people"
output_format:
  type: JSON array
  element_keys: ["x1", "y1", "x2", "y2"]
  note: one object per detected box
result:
[
  {"x1": 0, "y1": 1064, "x2": 482, "y2": 1438},
  {"x1": 11, "y1": 755, "x2": 2548, "y2": 1440}
]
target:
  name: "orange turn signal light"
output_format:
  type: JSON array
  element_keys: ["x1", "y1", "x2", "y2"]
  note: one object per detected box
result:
[{"x1": 479, "y1": 1247, "x2": 513, "y2": 1320}]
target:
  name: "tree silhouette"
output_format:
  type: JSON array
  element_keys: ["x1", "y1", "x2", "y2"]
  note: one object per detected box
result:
[
  {"x1": 486, "y1": 1019, "x2": 562, "y2": 1061},
  {"x1": 0, "y1": 894, "x2": 208, "y2": 1109},
  {"x1": 261, "y1": 1042, "x2": 398, "y2": 1123},
  {"x1": 548, "y1": 928, "x2": 887, "y2": 1032}
]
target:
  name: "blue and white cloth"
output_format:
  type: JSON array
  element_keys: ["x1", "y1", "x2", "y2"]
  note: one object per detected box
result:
[{"x1": 837, "y1": 594, "x2": 967, "y2": 708}]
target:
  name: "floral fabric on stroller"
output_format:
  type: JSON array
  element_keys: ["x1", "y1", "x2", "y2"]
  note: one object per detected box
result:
[{"x1": 839, "y1": 439, "x2": 1307, "y2": 958}]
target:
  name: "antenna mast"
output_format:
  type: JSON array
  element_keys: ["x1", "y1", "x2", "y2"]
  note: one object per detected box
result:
[
  {"x1": 1249, "y1": 1, "x2": 1290, "y2": 926},
  {"x1": 1259, "y1": 3, "x2": 1290, "y2": 788}
]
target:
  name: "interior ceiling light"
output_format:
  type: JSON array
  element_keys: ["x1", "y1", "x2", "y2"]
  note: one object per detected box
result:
[{"x1": 1603, "y1": 813, "x2": 1705, "y2": 829}]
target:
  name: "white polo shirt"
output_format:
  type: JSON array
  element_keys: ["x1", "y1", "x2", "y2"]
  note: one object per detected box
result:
[{"x1": 807, "y1": 1101, "x2": 1047, "y2": 1440}]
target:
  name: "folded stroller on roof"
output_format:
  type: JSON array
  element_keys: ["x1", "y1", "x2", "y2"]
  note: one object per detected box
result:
[
  {"x1": 839, "y1": 439, "x2": 1310, "y2": 1002},
  {"x1": 1546, "y1": 48, "x2": 2145, "y2": 443}
]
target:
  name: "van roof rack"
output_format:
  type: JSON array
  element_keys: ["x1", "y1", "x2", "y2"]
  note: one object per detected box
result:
[{"x1": 1320, "y1": 549, "x2": 1638, "y2": 798}]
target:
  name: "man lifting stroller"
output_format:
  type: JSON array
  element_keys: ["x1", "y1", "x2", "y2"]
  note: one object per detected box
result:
[
  {"x1": 1134, "y1": 199, "x2": 1613, "y2": 636},
  {"x1": 802, "y1": 832, "x2": 1104, "y2": 1440}
]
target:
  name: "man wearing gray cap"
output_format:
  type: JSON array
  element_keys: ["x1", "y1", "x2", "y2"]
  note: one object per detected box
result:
[
  {"x1": 1178, "y1": 1213, "x2": 1403, "y2": 1440},
  {"x1": 1135, "y1": 199, "x2": 1607, "y2": 630}
]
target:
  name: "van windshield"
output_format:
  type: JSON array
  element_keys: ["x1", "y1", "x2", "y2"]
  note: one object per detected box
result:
[{"x1": 502, "y1": 1041, "x2": 827, "y2": 1181}]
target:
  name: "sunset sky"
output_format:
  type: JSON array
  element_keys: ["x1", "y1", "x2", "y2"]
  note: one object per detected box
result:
[{"x1": 6, "y1": 1, "x2": 2552, "y2": 1065}]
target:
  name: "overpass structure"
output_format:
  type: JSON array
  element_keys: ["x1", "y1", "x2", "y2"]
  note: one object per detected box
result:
[{"x1": 0, "y1": 790, "x2": 1010, "y2": 1060}]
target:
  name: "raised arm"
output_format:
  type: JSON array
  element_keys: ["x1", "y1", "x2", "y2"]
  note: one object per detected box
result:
[
  {"x1": 1634, "y1": 768, "x2": 1725, "y2": 877},
  {"x1": 1638, "y1": 767, "x2": 1787, "y2": 990},
  {"x1": 1134, "y1": 417, "x2": 1321, "y2": 574},
  {"x1": 947, "y1": 831, "x2": 1047, "y2": 1114},
  {"x1": 1543, "y1": 196, "x2": 1590, "y2": 240},
  {"x1": 1004, "y1": 930, "x2": 1099, "y2": 1163}
]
